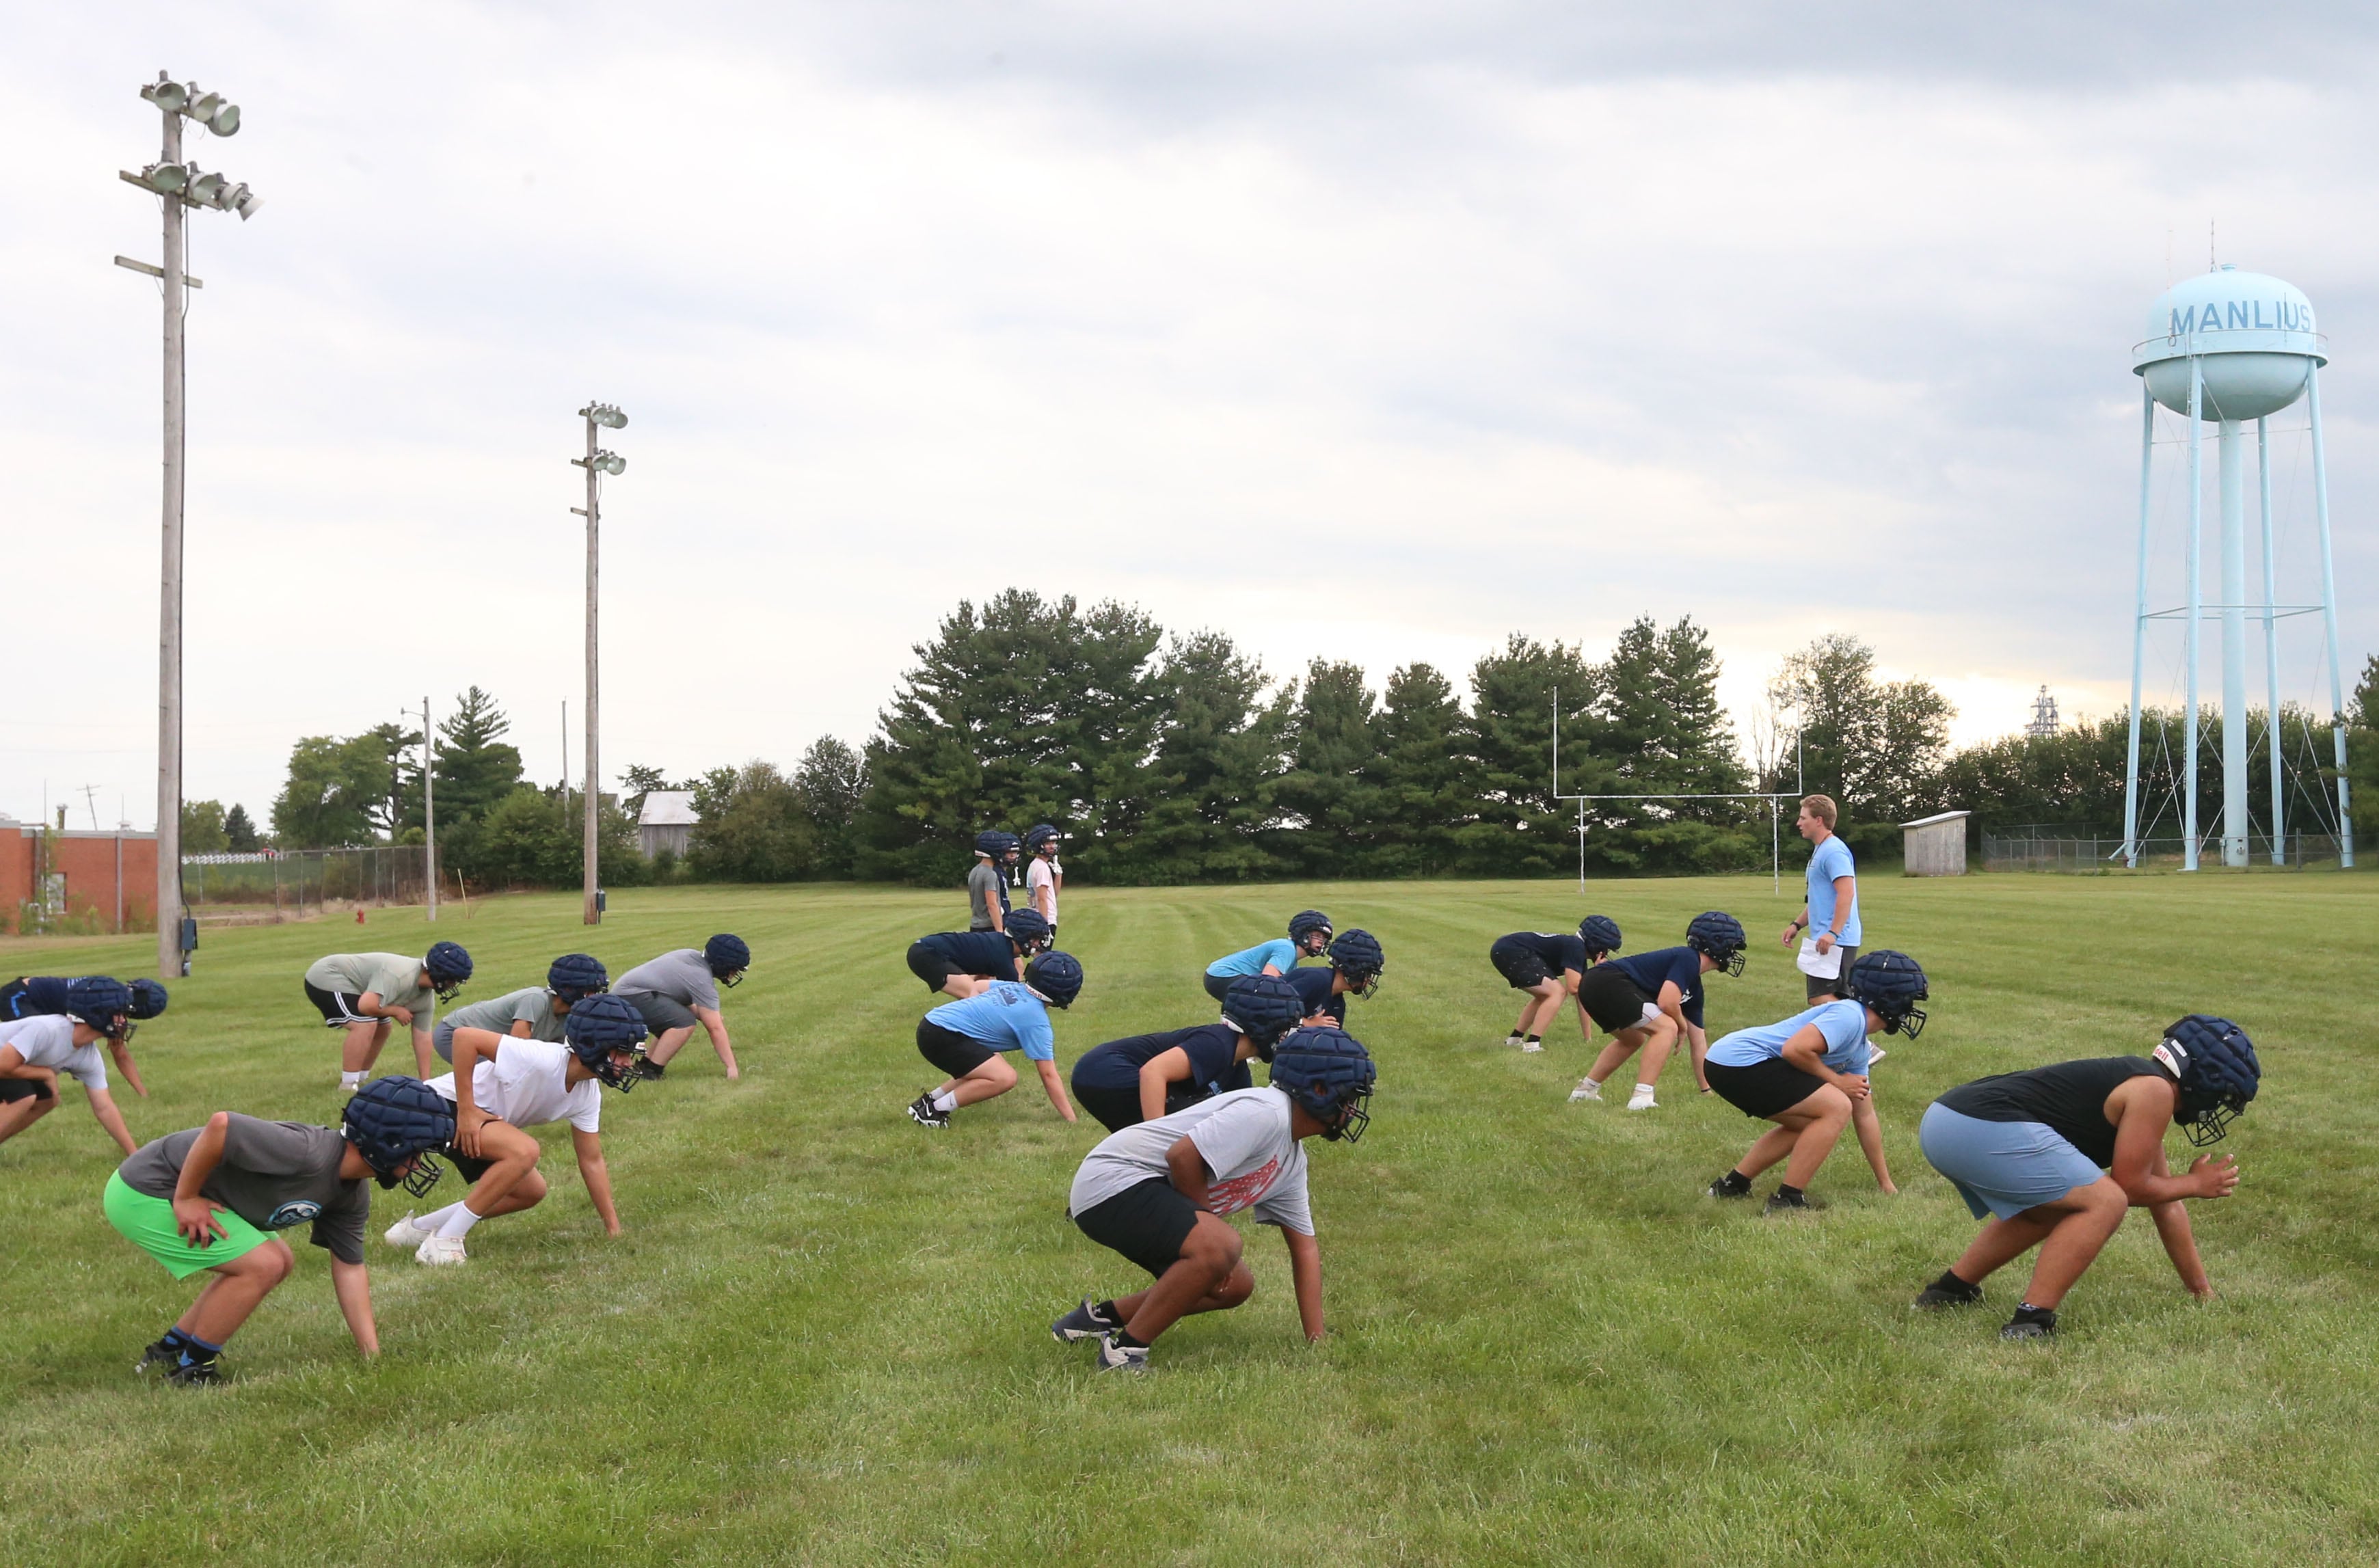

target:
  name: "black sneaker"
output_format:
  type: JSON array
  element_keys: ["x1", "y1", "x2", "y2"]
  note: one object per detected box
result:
[
  {"x1": 135, "y1": 1337, "x2": 180, "y2": 1376},
  {"x1": 634, "y1": 1059, "x2": 667, "y2": 1081},
  {"x1": 2000, "y1": 1306, "x2": 2058, "y2": 1341},
  {"x1": 1913, "y1": 1271, "x2": 1985, "y2": 1310},
  {"x1": 907, "y1": 1092, "x2": 949, "y2": 1128},
  {"x1": 1763, "y1": 1188, "x2": 1817, "y2": 1215},
  {"x1": 1051, "y1": 1297, "x2": 1120, "y2": 1344},
  {"x1": 1094, "y1": 1333, "x2": 1149, "y2": 1375},
  {"x1": 1707, "y1": 1171, "x2": 1753, "y2": 1199},
  {"x1": 165, "y1": 1356, "x2": 222, "y2": 1387}
]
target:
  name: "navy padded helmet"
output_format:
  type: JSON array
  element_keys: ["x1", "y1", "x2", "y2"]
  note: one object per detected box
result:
[
  {"x1": 546, "y1": 952, "x2": 610, "y2": 1003},
  {"x1": 1328, "y1": 930, "x2": 1386, "y2": 998},
  {"x1": 1024, "y1": 824, "x2": 1061, "y2": 854},
  {"x1": 976, "y1": 830, "x2": 1022, "y2": 861},
  {"x1": 1269, "y1": 1025, "x2": 1377, "y2": 1144},
  {"x1": 1578, "y1": 915, "x2": 1623, "y2": 959},
  {"x1": 1685, "y1": 912, "x2": 1748, "y2": 977},
  {"x1": 705, "y1": 934, "x2": 751, "y2": 986},
  {"x1": 341, "y1": 1076, "x2": 455, "y2": 1197},
  {"x1": 1287, "y1": 909, "x2": 1334, "y2": 953},
  {"x1": 424, "y1": 941, "x2": 474, "y2": 1000},
  {"x1": 1002, "y1": 908, "x2": 1054, "y2": 954},
  {"x1": 128, "y1": 977, "x2": 170, "y2": 1020},
  {"x1": 65, "y1": 977, "x2": 134, "y2": 1038},
  {"x1": 1024, "y1": 950, "x2": 1084, "y2": 1010},
  {"x1": 563, "y1": 992, "x2": 651, "y2": 1090},
  {"x1": 1222, "y1": 973, "x2": 1305, "y2": 1059},
  {"x1": 2153, "y1": 1014, "x2": 2261, "y2": 1146},
  {"x1": 1845, "y1": 950, "x2": 1930, "y2": 1038}
]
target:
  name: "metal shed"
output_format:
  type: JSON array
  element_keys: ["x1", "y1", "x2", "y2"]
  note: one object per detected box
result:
[
  {"x1": 638, "y1": 791, "x2": 697, "y2": 860},
  {"x1": 1901, "y1": 810, "x2": 1971, "y2": 876}
]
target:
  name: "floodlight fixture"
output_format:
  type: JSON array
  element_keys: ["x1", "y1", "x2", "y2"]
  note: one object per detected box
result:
[
  {"x1": 191, "y1": 92, "x2": 240, "y2": 136},
  {"x1": 597, "y1": 451, "x2": 626, "y2": 475},
  {"x1": 141, "y1": 79, "x2": 190, "y2": 114},
  {"x1": 579, "y1": 402, "x2": 628, "y2": 429},
  {"x1": 229, "y1": 184, "x2": 262, "y2": 221},
  {"x1": 138, "y1": 161, "x2": 190, "y2": 195},
  {"x1": 187, "y1": 170, "x2": 228, "y2": 206}
]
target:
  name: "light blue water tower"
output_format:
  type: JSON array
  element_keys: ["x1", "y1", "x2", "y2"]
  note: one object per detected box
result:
[{"x1": 2123, "y1": 265, "x2": 2353, "y2": 871}]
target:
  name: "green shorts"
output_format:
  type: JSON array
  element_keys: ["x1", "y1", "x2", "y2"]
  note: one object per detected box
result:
[{"x1": 105, "y1": 1172, "x2": 273, "y2": 1280}]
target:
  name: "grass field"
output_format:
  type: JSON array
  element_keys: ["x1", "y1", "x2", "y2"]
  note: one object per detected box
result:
[{"x1": 3, "y1": 871, "x2": 2376, "y2": 1566}]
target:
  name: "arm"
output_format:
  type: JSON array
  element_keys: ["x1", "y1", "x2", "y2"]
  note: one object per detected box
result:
[
  {"x1": 330, "y1": 1256, "x2": 379, "y2": 1357},
  {"x1": 107, "y1": 1040, "x2": 150, "y2": 1099},
  {"x1": 2108, "y1": 1082, "x2": 2239, "y2": 1206},
  {"x1": 572, "y1": 1127, "x2": 623, "y2": 1236},
  {"x1": 412, "y1": 1025, "x2": 438, "y2": 1079},
  {"x1": 1138, "y1": 1047, "x2": 1194, "y2": 1124},
  {"x1": 1032, "y1": 876, "x2": 1055, "y2": 921},
  {"x1": 2150, "y1": 1188, "x2": 2214, "y2": 1297},
  {"x1": 172, "y1": 1111, "x2": 233, "y2": 1245},
  {"x1": 0, "y1": 1045, "x2": 57, "y2": 1092},
  {"x1": 1782, "y1": 904, "x2": 1810, "y2": 949},
  {"x1": 1851, "y1": 1094, "x2": 1894, "y2": 1193},
  {"x1": 1686, "y1": 1025, "x2": 1710, "y2": 1092},
  {"x1": 1035, "y1": 1057, "x2": 1077, "y2": 1122},
  {"x1": 1285, "y1": 1227, "x2": 1324, "y2": 1342},
  {"x1": 693, "y1": 1005, "x2": 740, "y2": 1081},
  {"x1": 449, "y1": 1030, "x2": 498, "y2": 1157},
  {"x1": 1779, "y1": 1025, "x2": 1866, "y2": 1100},
  {"x1": 85, "y1": 1085, "x2": 137, "y2": 1157},
  {"x1": 1656, "y1": 979, "x2": 1688, "y2": 1030},
  {"x1": 355, "y1": 990, "x2": 413, "y2": 1025},
  {"x1": 986, "y1": 900, "x2": 1006, "y2": 934},
  {"x1": 510, "y1": 1019, "x2": 535, "y2": 1038},
  {"x1": 1165, "y1": 1134, "x2": 1214, "y2": 1208},
  {"x1": 1261, "y1": 964, "x2": 1284, "y2": 976},
  {"x1": 1815, "y1": 875, "x2": 1855, "y2": 954}
]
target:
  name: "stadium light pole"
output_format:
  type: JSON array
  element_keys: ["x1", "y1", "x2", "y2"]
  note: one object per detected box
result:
[
  {"x1": 118, "y1": 71, "x2": 258, "y2": 979},
  {"x1": 572, "y1": 405, "x2": 627, "y2": 925}
]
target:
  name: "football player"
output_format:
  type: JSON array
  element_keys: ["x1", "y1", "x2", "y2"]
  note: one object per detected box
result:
[
  {"x1": 1200, "y1": 910, "x2": 1333, "y2": 1005},
  {"x1": 1023, "y1": 824, "x2": 1063, "y2": 941},
  {"x1": 906, "y1": 952, "x2": 1083, "y2": 1128},
  {"x1": 304, "y1": 942, "x2": 474, "y2": 1089},
  {"x1": 1488, "y1": 916, "x2": 1621, "y2": 1053},
  {"x1": 903, "y1": 909, "x2": 1053, "y2": 1001},
  {"x1": 617, "y1": 934, "x2": 749, "y2": 1081},
  {"x1": 1572, "y1": 911, "x2": 1745, "y2": 1110},
  {"x1": 1069, "y1": 974, "x2": 1306, "y2": 1133},
  {"x1": 1284, "y1": 930, "x2": 1386, "y2": 1026},
  {"x1": 0, "y1": 977, "x2": 144, "y2": 1156},
  {"x1": 430, "y1": 953, "x2": 608, "y2": 1063},
  {"x1": 969, "y1": 830, "x2": 1021, "y2": 933}
]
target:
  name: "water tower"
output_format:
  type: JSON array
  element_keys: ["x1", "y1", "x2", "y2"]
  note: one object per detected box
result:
[{"x1": 2122, "y1": 264, "x2": 2354, "y2": 870}]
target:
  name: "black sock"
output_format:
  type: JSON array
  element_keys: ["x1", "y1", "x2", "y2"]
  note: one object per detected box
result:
[
  {"x1": 1777, "y1": 1183, "x2": 1804, "y2": 1200},
  {"x1": 161, "y1": 1327, "x2": 191, "y2": 1351},
  {"x1": 1712, "y1": 1170, "x2": 1751, "y2": 1195},
  {"x1": 2012, "y1": 1302, "x2": 2056, "y2": 1323},
  {"x1": 1113, "y1": 1329, "x2": 1149, "y2": 1350},
  {"x1": 1933, "y1": 1269, "x2": 1980, "y2": 1297},
  {"x1": 1094, "y1": 1300, "x2": 1122, "y2": 1325},
  {"x1": 1524, "y1": 1034, "x2": 1541, "y2": 1044}
]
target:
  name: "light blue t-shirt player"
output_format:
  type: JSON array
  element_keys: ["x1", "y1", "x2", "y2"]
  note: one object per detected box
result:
[
  {"x1": 1805, "y1": 834, "x2": 1861, "y2": 946},
  {"x1": 1706, "y1": 999, "x2": 1872, "y2": 1075},
  {"x1": 1206, "y1": 939, "x2": 1300, "y2": 979},
  {"x1": 924, "y1": 982, "x2": 1056, "y2": 1062}
]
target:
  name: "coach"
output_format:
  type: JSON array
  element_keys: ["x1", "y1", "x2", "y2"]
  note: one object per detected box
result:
[{"x1": 1780, "y1": 794, "x2": 1859, "y2": 1001}]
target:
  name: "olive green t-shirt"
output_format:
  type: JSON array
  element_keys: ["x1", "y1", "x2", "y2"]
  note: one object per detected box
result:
[
  {"x1": 304, "y1": 953, "x2": 433, "y2": 1027},
  {"x1": 441, "y1": 986, "x2": 562, "y2": 1042}
]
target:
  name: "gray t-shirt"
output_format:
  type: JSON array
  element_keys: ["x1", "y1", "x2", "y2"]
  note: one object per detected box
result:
[
  {"x1": 441, "y1": 986, "x2": 563, "y2": 1042},
  {"x1": 304, "y1": 952, "x2": 434, "y2": 1027},
  {"x1": 118, "y1": 1114, "x2": 371, "y2": 1264},
  {"x1": 1068, "y1": 1087, "x2": 1313, "y2": 1234},
  {"x1": 967, "y1": 861, "x2": 1009, "y2": 931},
  {"x1": 615, "y1": 949, "x2": 720, "y2": 1012}
]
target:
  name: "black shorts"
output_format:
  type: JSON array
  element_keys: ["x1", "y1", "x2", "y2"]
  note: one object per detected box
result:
[
  {"x1": 1073, "y1": 1081, "x2": 1146, "y2": 1135},
  {"x1": 442, "y1": 1144, "x2": 498, "y2": 1184},
  {"x1": 1201, "y1": 971, "x2": 1236, "y2": 1005},
  {"x1": 907, "y1": 942, "x2": 963, "y2": 993},
  {"x1": 0, "y1": 1077, "x2": 55, "y2": 1103},
  {"x1": 1707, "y1": 1057, "x2": 1827, "y2": 1120},
  {"x1": 1577, "y1": 967, "x2": 1659, "y2": 1034},
  {"x1": 916, "y1": 1019, "x2": 997, "y2": 1079},
  {"x1": 623, "y1": 992, "x2": 699, "y2": 1033},
  {"x1": 305, "y1": 981, "x2": 373, "y2": 1027},
  {"x1": 1804, "y1": 945, "x2": 1859, "y2": 1001},
  {"x1": 1073, "y1": 1176, "x2": 1201, "y2": 1277},
  {"x1": 1490, "y1": 939, "x2": 1551, "y2": 991}
]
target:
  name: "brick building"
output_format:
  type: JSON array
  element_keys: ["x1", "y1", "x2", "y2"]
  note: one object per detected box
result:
[{"x1": 0, "y1": 821, "x2": 159, "y2": 933}]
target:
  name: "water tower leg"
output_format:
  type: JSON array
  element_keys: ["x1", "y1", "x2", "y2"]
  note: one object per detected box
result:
[
  {"x1": 2257, "y1": 418, "x2": 2285, "y2": 865},
  {"x1": 2308, "y1": 366, "x2": 2355, "y2": 867},
  {"x1": 2123, "y1": 384, "x2": 2153, "y2": 869},
  {"x1": 2218, "y1": 418, "x2": 2250, "y2": 867},
  {"x1": 2183, "y1": 358, "x2": 2204, "y2": 872}
]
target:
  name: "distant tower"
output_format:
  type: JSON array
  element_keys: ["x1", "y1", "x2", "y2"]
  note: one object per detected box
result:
[
  {"x1": 2026, "y1": 686, "x2": 2060, "y2": 740},
  {"x1": 2123, "y1": 265, "x2": 2354, "y2": 870}
]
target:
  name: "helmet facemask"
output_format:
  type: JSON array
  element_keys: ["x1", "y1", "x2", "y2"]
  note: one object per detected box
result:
[
  {"x1": 1884, "y1": 1005, "x2": 1926, "y2": 1040},
  {"x1": 590, "y1": 1044, "x2": 647, "y2": 1092},
  {"x1": 431, "y1": 976, "x2": 465, "y2": 1003},
  {"x1": 1715, "y1": 947, "x2": 1746, "y2": 979},
  {"x1": 2177, "y1": 1089, "x2": 2245, "y2": 1147},
  {"x1": 1321, "y1": 1085, "x2": 1373, "y2": 1144},
  {"x1": 1343, "y1": 967, "x2": 1381, "y2": 1000},
  {"x1": 376, "y1": 1147, "x2": 446, "y2": 1198}
]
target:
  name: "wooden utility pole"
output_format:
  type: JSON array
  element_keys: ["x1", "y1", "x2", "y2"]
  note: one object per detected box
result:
[
  {"x1": 154, "y1": 100, "x2": 186, "y2": 979},
  {"x1": 582, "y1": 414, "x2": 601, "y2": 924}
]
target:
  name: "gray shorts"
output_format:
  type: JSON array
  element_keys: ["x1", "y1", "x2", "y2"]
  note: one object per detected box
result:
[
  {"x1": 1918, "y1": 1102, "x2": 2104, "y2": 1221},
  {"x1": 432, "y1": 1020, "x2": 458, "y2": 1063},
  {"x1": 623, "y1": 992, "x2": 699, "y2": 1034},
  {"x1": 1805, "y1": 944, "x2": 1858, "y2": 1000}
]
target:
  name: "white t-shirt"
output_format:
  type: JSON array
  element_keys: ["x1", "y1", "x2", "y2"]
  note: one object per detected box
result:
[
  {"x1": 0, "y1": 1014, "x2": 107, "y2": 1090},
  {"x1": 1068, "y1": 1087, "x2": 1312, "y2": 1234},
  {"x1": 427, "y1": 1038, "x2": 600, "y2": 1133},
  {"x1": 1026, "y1": 857, "x2": 1060, "y2": 924}
]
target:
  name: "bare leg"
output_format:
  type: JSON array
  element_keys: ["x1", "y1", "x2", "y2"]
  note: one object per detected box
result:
[
  {"x1": 1586, "y1": 1025, "x2": 1651, "y2": 1086},
  {"x1": 1106, "y1": 1260, "x2": 1256, "y2": 1323},
  {"x1": 458, "y1": 1123, "x2": 546, "y2": 1217},
  {"x1": 178, "y1": 1239, "x2": 296, "y2": 1344},
  {"x1": 936, "y1": 1054, "x2": 1019, "y2": 1107},
  {"x1": 1732, "y1": 1124, "x2": 1801, "y2": 1178},
  {"x1": 644, "y1": 1025, "x2": 699, "y2": 1067},
  {"x1": 1115, "y1": 1212, "x2": 1247, "y2": 1343},
  {"x1": 0, "y1": 1094, "x2": 57, "y2": 1145},
  {"x1": 341, "y1": 1020, "x2": 391, "y2": 1074},
  {"x1": 2016, "y1": 1179, "x2": 2129, "y2": 1308},
  {"x1": 1780, "y1": 1086, "x2": 1854, "y2": 1189},
  {"x1": 1632, "y1": 1015, "x2": 1683, "y2": 1085}
]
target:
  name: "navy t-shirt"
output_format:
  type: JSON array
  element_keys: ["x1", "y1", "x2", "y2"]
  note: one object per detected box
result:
[
  {"x1": 1286, "y1": 965, "x2": 1346, "y2": 1023},
  {"x1": 1494, "y1": 932, "x2": 1587, "y2": 975},
  {"x1": 1608, "y1": 946, "x2": 1707, "y2": 1027},
  {"x1": 916, "y1": 930, "x2": 1019, "y2": 983},
  {"x1": 1073, "y1": 1023, "x2": 1252, "y2": 1098},
  {"x1": 3, "y1": 977, "x2": 72, "y2": 1019}
]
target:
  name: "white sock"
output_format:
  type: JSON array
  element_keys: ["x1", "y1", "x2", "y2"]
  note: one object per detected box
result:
[
  {"x1": 1635, "y1": 1084, "x2": 1656, "y2": 1096},
  {"x1": 1583, "y1": 1077, "x2": 1602, "y2": 1090},
  {"x1": 340, "y1": 1070, "x2": 365, "y2": 1090},
  {"x1": 435, "y1": 1206, "x2": 484, "y2": 1240},
  {"x1": 930, "y1": 1089, "x2": 959, "y2": 1114},
  {"x1": 417, "y1": 1202, "x2": 466, "y2": 1232}
]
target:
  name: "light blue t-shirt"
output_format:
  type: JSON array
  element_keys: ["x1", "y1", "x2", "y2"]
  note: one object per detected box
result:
[
  {"x1": 926, "y1": 982, "x2": 1056, "y2": 1062},
  {"x1": 1706, "y1": 999, "x2": 1871, "y2": 1074},
  {"x1": 1206, "y1": 938, "x2": 1299, "y2": 979},
  {"x1": 1805, "y1": 834, "x2": 1861, "y2": 945}
]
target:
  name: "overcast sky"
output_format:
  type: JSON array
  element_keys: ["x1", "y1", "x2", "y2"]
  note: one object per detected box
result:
[{"x1": 5, "y1": 3, "x2": 2375, "y2": 832}]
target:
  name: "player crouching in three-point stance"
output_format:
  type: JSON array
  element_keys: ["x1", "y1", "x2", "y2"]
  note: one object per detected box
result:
[
  {"x1": 1070, "y1": 974, "x2": 1307, "y2": 1134},
  {"x1": 903, "y1": 910, "x2": 1053, "y2": 1001},
  {"x1": 306, "y1": 941, "x2": 474, "y2": 1089},
  {"x1": 1491, "y1": 917, "x2": 1619, "y2": 1053},
  {"x1": 907, "y1": 952, "x2": 1084, "y2": 1128},
  {"x1": 1911, "y1": 1014, "x2": 2257, "y2": 1340},
  {"x1": 1573, "y1": 912, "x2": 1745, "y2": 1109},
  {"x1": 1284, "y1": 929, "x2": 1386, "y2": 1025},
  {"x1": 384, "y1": 992, "x2": 650, "y2": 1265},
  {"x1": 107, "y1": 1077, "x2": 454, "y2": 1385},
  {"x1": 0, "y1": 978, "x2": 147, "y2": 1157},
  {"x1": 431, "y1": 953, "x2": 609, "y2": 1063},
  {"x1": 1704, "y1": 950, "x2": 1928, "y2": 1212},
  {"x1": 1052, "y1": 1025, "x2": 1375, "y2": 1373},
  {"x1": 1201, "y1": 910, "x2": 1334, "y2": 1005},
  {"x1": 617, "y1": 934, "x2": 749, "y2": 1081}
]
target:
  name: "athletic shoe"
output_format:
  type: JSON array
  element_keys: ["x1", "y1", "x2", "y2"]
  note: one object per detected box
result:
[
  {"x1": 634, "y1": 1059, "x2": 667, "y2": 1081},
  {"x1": 415, "y1": 1234, "x2": 468, "y2": 1266},
  {"x1": 1569, "y1": 1079, "x2": 1602, "y2": 1103},
  {"x1": 907, "y1": 1092, "x2": 950, "y2": 1128},
  {"x1": 2000, "y1": 1307, "x2": 2058, "y2": 1340},
  {"x1": 1764, "y1": 1188, "x2": 1816, "y2": 1215},
  {"x1": 1626, "y1": 1087, "x2": 1657, "y2": 1111},
  {"x1": 1868, "y1": 1047, "x2": 1888, "y2": 1066},
  {"x1": 1913, "y1": 1271, "x2": 1985, "y2": 1310},
  {"x1": 135, "y1": 1336, "x2": 180, "y2": 1376},
  {"x1": 382, "y1": 1211, "x2": 435, "y2": 1249},
  {"x1": 1094, "y1": 1333, "x2": 1149, "y2": 1375},
  {"x1": 1502, "y1": 1035, "x2": 1525, "y2": 1050},
  {"x1": 1519, "y1": 1038, "x2": 1543, "y2": 1054},
  {"x1": 1707, "y1": 1171, "x2": 1752, "y2": 1199},
  {"x1": 165, "y1": 1356, "x2": 222, "y2": 1388},
  {"x1": 1051, "y1": 1298, "x2": 1120, "y2": 1344}
]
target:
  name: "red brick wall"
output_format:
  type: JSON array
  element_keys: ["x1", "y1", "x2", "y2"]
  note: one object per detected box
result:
[{"x1": 0, "y1": 828, "x2": 158, "y2": 932}]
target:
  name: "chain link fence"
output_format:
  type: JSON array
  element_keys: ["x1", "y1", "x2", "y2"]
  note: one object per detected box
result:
[
  {"x1": 182, "y1": 847, "x2": 429, "y2": 924},
  {"x1": 1980, "y1": 833, "x2": 2347, "y2": 872}
]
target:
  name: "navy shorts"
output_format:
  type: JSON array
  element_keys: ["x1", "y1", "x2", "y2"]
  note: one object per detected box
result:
[
  {"x1": 1919, "y1": 1102, "x2": 2105, "y2": 1220},
  {"x1": 908, "y1": 942, "x2": 963, "y2": 993},
  {"x1": 1490, "y1": 940, "x2": 1551, "y2": 991},
  {"x1": 1576, "y1": 967, "x2": 1659, "y2": 1034},
  {"x1": 1073, "y1": 1177, "x2": 1201, "y2": 1277},
  {"x1": 1201, "y1": 971, "x2": 1237, "y2": 1005}
]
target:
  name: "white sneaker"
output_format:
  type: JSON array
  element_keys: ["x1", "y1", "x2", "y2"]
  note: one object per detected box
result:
[
  {"x1": 1868, "y1": 1047, "x2": 1888, "y2": 1066},
  {"x1": 382, "y1": 1211, "x2": 435, "y2": 1249},
  {"x1": 1570, "y1": 1079, "x2": 1602, "y2": 1103},
  {"x1": 1520, "y1": 1039, "x2": 1542, "y2": 1054},
  {"x1": 415, "y1": 1234, "x2": 468, "y2": 1266},
  {"x1": 1626, "y1": 1087, "x2": 1658, "y2": 1111}
]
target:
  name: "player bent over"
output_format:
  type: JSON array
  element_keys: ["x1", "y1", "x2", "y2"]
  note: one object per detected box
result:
[
  {"x1": 107, "y1": 1077, "x2": 453, "y2": 1385},
  {"x1": 0, "y1": 978, "x2": 145, "y2": 1157},
  {"x1": 1490, "y1": 917, "x2": 1619, "y2": 1053},
  {"x1": 1052, "y1": 1025, "x2": 1376, "y2": 1373},
  {"x1": 617, "y1": 934, "x2": 749, "y2": 1081},
  {"x1": 1201, "y1": 910, "x2": 1332, "y2": 1005},
  {"x1": 906, "y1": 952, "x2": 1084, "y2": 1128},
  {"x1": 431, "y1": 953, "x2": 608, "y2": 1063},
  {"x1": 1911, "y1": 1014, "x2": 2257, "y2": 1340},
  {"x1": 1573, "y1": 912, "x2": 1745, "y2": 1109},
  {"x1": 1703, "y1": 951, "x2": 1927, "y2": 1212},
  {"x1": 5, "y1": 973, "x2": 170, "y2": 1042},
  {"x1": 305, "y1": 941, "x2": 474, "y2": 1089},
  {"x1": 1070, "y1": 974, "x2": 1306, "y2": 1133},
  {"x1": 385, "y1": 992, "x2": 649, "y2": 1265},
  {"x1": 903, "y1": 910, "x2": 1053, "y2": 1001},
  {"x1": 1284, "y1": 930, "x2": 1386, "y2": 1025}
]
